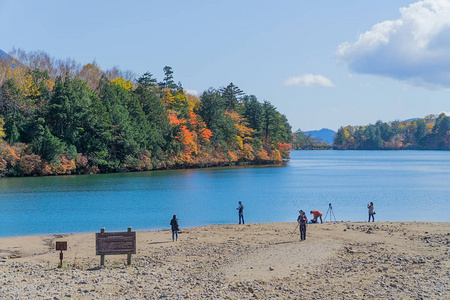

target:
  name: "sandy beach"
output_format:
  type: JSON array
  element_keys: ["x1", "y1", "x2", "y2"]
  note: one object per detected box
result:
[{"x1": 0, "y1": 222, "x2": 448, "y2": 299}]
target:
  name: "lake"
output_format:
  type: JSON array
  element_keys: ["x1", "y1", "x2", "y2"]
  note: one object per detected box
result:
[{"x1": 0, "y1": 150, "x2": 449, "y2": 237}]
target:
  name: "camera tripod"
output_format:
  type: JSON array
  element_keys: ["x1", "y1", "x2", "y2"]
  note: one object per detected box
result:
[{"x1": 324, "y1": 203, "x2": 336, "y2": 222}]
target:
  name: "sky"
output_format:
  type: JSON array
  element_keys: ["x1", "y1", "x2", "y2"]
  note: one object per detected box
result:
[{"x1": 1, "y1": 0, "x2": 450, "y2": 131}]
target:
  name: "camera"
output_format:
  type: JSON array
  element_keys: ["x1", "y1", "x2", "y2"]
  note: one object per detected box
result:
[{"x1": 329, "y1": 203, "x2": 332, "y2": 209}]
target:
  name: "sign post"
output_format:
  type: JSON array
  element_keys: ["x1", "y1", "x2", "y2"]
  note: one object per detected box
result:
[
  {"x1": 96, "y1": 227, "x2": 136, "y2": 266},
  {"x1": 55, "y1": 241, "x2": 67, "y2": 268}
]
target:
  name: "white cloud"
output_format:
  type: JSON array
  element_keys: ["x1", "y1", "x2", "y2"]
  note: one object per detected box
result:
[
  {"x1": 185, "y1": 89, "x2": 200, "y2": 96},
  {"x1": 337, "y1": 0, "x2": 450, "y2": 89},
  {"x1": 284, "y1": 74, "x2": 335, "y2": 87}
]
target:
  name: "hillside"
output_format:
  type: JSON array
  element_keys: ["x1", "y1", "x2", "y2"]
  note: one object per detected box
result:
[
  {"x1": 0, "y1": 49, "x2": 292, "y2": 177},
  {"x1": 334, "y1": 114, "x2": 450, "y2": 150},
  {"x1": 304, "y1": 128, "x2": 336, "y2": 145}
]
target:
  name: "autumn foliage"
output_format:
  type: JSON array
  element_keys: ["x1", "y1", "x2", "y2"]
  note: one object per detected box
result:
[
  {"x1": 333, "y1": 114, "x2": 450, "y2": 150},
  {"x1": 0, "y1": 49, "x2": 292, "y2": 176}
]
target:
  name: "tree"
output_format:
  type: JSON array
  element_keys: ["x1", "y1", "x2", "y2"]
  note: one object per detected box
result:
[
  {"x1": 160, "y1": 66, "x2": 178, "y2": 90},
  {"x1": 220, "y1": 82, "x2": 244, "y2": 111},
  {"x1": 40, "y1": 126, "x2": 65, "y2": 163},
  {"x1": 242, "y1": 95, "x2": 263, "y2": 136},
  {"x1": 135, "y1": 73, "x2": 171, "y2": 155},
  {"x1": 198, "y1": 89, "x2": 237, "y2": 148},
  {"x1": 376, "y1": 121, "x2": 393, "y2": 142},
  {"x1": 414, "y1": 120, "x2": 427, "y2": 147},
  {"x1": 78, "y1": 62, "x2": 103, "y2": 90},
  {"x1": 4, "y1": 119, "x2": 20, "y2": 144},
  {"x1": 362, "y1": 125, "x2": 382, "y2": 150}
]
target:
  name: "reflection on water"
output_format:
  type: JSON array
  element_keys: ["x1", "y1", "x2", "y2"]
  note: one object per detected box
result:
[{"x1": 0, "y1": 150, "x2": 449, "y2": 237}]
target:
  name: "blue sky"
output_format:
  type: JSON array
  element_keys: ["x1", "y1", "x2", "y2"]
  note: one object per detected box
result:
[{"x1": 1, "y1": 0, "x2": 449, "y2": 131}]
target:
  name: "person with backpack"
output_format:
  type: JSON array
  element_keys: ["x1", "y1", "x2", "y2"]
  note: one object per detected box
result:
[
  {"x1": 297, "y1": 210, "x2": 308, "y2": 241},
  {"x1": 170, "y1": 215, "x2": 179, "y2": 241}
]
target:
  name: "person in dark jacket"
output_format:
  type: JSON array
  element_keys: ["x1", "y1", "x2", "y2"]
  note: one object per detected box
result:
[
  {"x1": 237, "y1": 201, "x2": 244, "y2": 224},
  {"x1": 367, "y1": 202, "x2": 375, "y2": 222},
  {"x1": 170, "y1": 215, "x2": 179, "y2": 241},
  {"x1": 297, "y1": 210, "x2": 308, "y2": 241}
]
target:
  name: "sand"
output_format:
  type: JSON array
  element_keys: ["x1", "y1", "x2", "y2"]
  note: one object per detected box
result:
[{"x1": 0, "y1": 222, "x2": 448, "y2": 299}]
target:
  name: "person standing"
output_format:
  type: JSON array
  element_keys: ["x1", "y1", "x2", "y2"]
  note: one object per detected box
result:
[
  {"x1": 170, "y1": 215, "x2": 179, "y2": 241},
  {"x1": 237, "y1": 201, "x2": 244, "y2": 224},
  {"x1": 297, "y1": 210, "x2": 308, "y2": 241},
  {"x1": 310, "y1": 210, "x2": 323, "y2": 224},
  {"x1": 367, "y1": 202, "x2": 375, "y2": 222}
]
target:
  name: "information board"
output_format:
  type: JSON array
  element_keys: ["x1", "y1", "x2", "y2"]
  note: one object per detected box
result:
[
  {"x1": 96, "y1": 231, "x2": 136, "y2": 255},
  {"x1": 56, "y1": 241, "x2": 67, "y2": 251}
]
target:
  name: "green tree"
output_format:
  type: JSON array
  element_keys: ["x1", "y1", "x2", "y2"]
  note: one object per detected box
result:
[
  {"x1": 4, "y1": 118, "x2": 20, "y2": 144},
  {"x1": 362, "y1": 125, "x2": 382, "y2": 150},
  {"x1": 414, "y1": 120, "x2": 427, "y2": 147},
  {"x1": 198, "y1": 89, "x2": 237, "y2": 148},
  {"x1": 220, "y1": 82, "x2": 244, "y2": 111},
  {"x1": 160, "y1": 66, "x2": 178, "y2": 90},
  {"x1": 242, "y1": 95, "x2": 263, "y2": 136}
]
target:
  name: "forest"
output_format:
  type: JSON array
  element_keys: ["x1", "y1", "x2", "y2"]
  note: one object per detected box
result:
[
  {"x1": 0, "y1": 49, "x2": 292, "y2": 177},
  {"x1": 333, "y1": 114, "x2": 450, "y2": 150}
]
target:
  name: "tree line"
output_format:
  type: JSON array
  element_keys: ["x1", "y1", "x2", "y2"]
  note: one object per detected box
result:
[
  {"x1": 333, "y1": 114, "x2": 450, "y2": 150},
  {"x1": 0, "y1": 49, "x2": 292, "y2": 176},
  {"x1": 291, "y1": 129, "x2": 331, "y2": 150}
]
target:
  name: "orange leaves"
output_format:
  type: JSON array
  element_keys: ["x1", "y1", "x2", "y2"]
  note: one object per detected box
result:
[
  {"x1": 199, "y1": 128, "x2": 212, "y2": 142},
  {"x1": 276, "y1": 142, "x2": 292, "y2": 159},
  {"x1": 169, "y1": 112, "x2": 183, "y2": 126}
]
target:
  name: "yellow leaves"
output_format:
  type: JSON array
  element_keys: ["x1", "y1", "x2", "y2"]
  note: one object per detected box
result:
[
  {"x1": 225, "y1": 111, "x2": 255, "y2": 149},
  {"x1": 343, "y1": 130, "x2": 350, "y2": 139},
  {"x1": 162, "y1": 88, "x2": 175, "y2": 107},
  {"x1": 161, "y1": 88, "x2": 187, "y2": 109},
  {"x1": 241, "y1": 143, "x2": 255, "y2": 160},
  {"x1": 111, "y1": 77, "x2": 134, "y2": 91},
  {"x1": 186, "y1": 93, "x2": 200, "y2": 111},
  {"x1": 0, "y1": 118, "x2": 5, "y2": 140}
]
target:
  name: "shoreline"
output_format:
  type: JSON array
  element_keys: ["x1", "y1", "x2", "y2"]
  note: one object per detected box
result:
[
  {"x1": 0, "y1": 220, "x2": 448, "y2": 239},
  {"x1": 0, "y1": 221, "x2": 448, "y2": 299}
]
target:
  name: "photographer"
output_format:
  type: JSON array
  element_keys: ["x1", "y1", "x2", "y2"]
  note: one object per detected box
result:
[{"x1": 297, "y1": 210, "x2": 308, "y2": 241}]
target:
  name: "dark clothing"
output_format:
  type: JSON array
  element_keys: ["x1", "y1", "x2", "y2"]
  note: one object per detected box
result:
[
  {"x1": 300, "y1": 224, "x2": 306, "y2": 241},
  {"x1": 170, "y1": 218, "x2": 179, "y2": 231},
  {"x1": 237, "y1": 204, "x2": 244, "y2": 224},
  {"x1": 297, "y1": 214, "x2": 308, "y2": 225},
  {"x1": 170, "y1": 218, "x2": 179, "y2": 241},
  {"x1": 368, "y1": 203, "x2": 375, "y2": 222},
  {"x1": 297, "y1": 214, "x2": 308, "y2": 241}
]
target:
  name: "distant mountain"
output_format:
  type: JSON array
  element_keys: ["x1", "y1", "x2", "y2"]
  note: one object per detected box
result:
[
  {"x1": 304, "y1": 128, "x2": 336, "y2": 145},
  {"x1": 404, "y1": 118, "x2": 420, "y2": 122}
]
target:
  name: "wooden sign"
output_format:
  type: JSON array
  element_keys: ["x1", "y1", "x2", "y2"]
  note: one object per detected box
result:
[
  {"x1": 96, "y1": 232, "x2": 136, "y2": 255},
  {"x1": 96, "y1": 227, "x2": 136, "y2": 266},
  {"x1": 56, "y1": 241, "x2": 67, "y2": 251}
]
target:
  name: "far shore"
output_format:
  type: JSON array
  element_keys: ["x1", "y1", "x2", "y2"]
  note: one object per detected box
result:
[{"x1": 0, "y1": 221, "x2": 448, "y2": 299}]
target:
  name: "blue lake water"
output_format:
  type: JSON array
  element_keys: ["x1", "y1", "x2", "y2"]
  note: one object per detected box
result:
[{"x1": 0, "y1": 150, "x2": 449, "y2": 237}]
